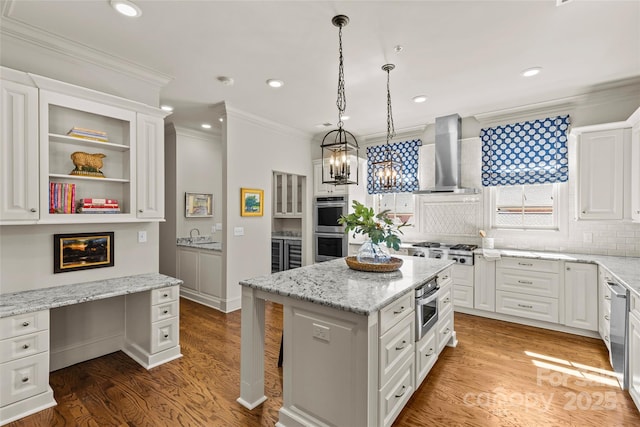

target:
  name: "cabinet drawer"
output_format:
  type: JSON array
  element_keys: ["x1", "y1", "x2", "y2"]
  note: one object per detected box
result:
[
  {"x1": 496, "y1": 291, "x2": 559, "y2": 323},
  {"x1": 496, "y1": 269, "x2": 559, "y2": 298},
  {"x1": 379, "y1": 314, "x2": 414, "y2": 387},
  {"x1": 0, "y1": 352, "x2": 49, "y2": 407},
  {"x1": 379, "y1": 293, "x2": 414, "y2": 336},
  {"x1": 453, "y1": 285, "x2": 474, "y2": 309},
  {"x1": 151, "y1": 318, "x2": 179, "y2": 354},
  {"x1": 0, "y1": 310, "x2": 49, "y2": 340},
  {"x1": 438, "y1": 284, "x2": 453, "y2": 315},
  {"x1": 497, "y1": 257, "x2": 560, "y2": 274},
  {"x1": 0, "y1": 330, "x2": 49, "y2": 364},
  {"x1": 151, "y1": 286, "x2": 179, "y2": 305},
  {"x1": 437, "y1": 309, "x2": 454, "y2": 354},
  {"x1": 152, "y1": 301, "x2": 179, "y2": 323},
  {"x1": 379, "y1": 356, "x2": 414, "y2": 427},
  {"x1": 437, "y1": 268, "x2": 452, "y2": 287},
  {"x1": 631, "y1": 293, "x2": 640, "y2": 318},
  {"x1": 416, "y1": 328, "x2": 437, "y2": 386},
  {"x1": 452, "y1": 264, "x2": 474, "y2": 286}
]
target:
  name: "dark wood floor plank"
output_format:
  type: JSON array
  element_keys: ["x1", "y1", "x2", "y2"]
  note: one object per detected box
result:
[{"x1": 7, "y1": 299, "x2": 639, "y2": 426}]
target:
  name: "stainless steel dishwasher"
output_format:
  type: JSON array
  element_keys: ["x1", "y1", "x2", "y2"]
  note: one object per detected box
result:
[{"x1": 607, "y1": 280, "x2": 629, "y2": 390}]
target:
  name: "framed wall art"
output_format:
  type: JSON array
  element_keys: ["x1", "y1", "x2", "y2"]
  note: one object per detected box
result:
[
  {"x1": 240, "y1": 188, "x2": 264, "y2": 217},
  {"x1": 53, "y1": 232, "x2": 114, "y2": 273},
  {"x1": 185, "y1": 192, "x2": 213, "y2": 217}
]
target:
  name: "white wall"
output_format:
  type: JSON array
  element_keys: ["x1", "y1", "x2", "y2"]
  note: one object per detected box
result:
[{"x1": 223, "y1": 106, "x2": 313, "y2": 309}]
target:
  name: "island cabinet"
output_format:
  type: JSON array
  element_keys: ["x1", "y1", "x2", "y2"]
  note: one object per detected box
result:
[{"x1": 238, "y1": 256, "x2": 454, "y2": 427}]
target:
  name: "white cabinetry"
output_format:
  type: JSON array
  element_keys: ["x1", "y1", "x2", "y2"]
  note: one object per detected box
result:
[
  {"x1": 0, "y1": 310, "x2": 55, "y2": 424},
  {"x1": 452, "y1": 264, "x2": 474, "y2": 309},
  {"x1": 577, "y1": 129, "x2": 624, "y2": 220},
  {"x1": 564, "y1": 262, "x2": 597, "y2": 331},
  {"x1": 124, "y1": 287, "x2": 181, "y2": 369},
  {"x1": 628, "y1": 292, "x2": 640, "y2": 411},
  {"x1": 0, "y1": 79, "x2": 39, "y2": 223},
  {"x1": 136, "y1": 113, "x2": 165, "y2": 219},
  {"x1": 177, "y1": 247, "x2": 223, "y2": 310},
  {"x1": 598, "y1": 267, "x2": 612, "y2": 350},
  {"x1": 631, "y1": 114, "x2": 640, "y2": 223},
  {"x1": 495, "y1": 257, "x2": 560, "y2": 323},
  {"x1": 274, "y1": 172, "x2": 303, "y2": 217},
  {"x1": 313, "y1": 159, "x2": 347, "y2": 196},
  {"x1": 436, "y1": 268, "x2": 455, "y2": 354},
  {"x1": 473, "y1": 254, "x2": 496, "y2": 312}
]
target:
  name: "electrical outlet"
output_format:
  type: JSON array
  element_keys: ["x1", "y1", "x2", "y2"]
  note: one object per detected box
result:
[
  {"x1": 211, "y1": 225, "x2": 216, "y2": 234},
  {"x1": 234, "y1": 227, "x2": 244, "y2": 236},
  {"x1": 215, "y1": 223, "x2": 223, "y2": 231},
  {"x1": 138, "y1": 231, "x2": 147, "y2": 243},
  {"x1": 312, "y1": 323, "x2": 330, "y2": 342}
]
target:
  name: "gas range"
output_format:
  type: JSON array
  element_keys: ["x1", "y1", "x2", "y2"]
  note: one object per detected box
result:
[{"x1": 408, "y1": 242, "x2": 478, "y2": 265}]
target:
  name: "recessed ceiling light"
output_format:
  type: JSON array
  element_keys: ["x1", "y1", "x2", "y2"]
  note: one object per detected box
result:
[
  {"x1": 217, "y1": 76, "x2": 234, "y2": 86},
  {"x1": 201, "y1": 124, "x2": 212, "y2": 129},
  {"x1": 412, "y1": 95, "x2": 427, "y2": 103},
  {"x1": 160, "y1": 105, "x2": 174, "y2": 112},
  {"x1": 110, "y1": 0, "x2": 142, "y2": 18},
  {"x1": 266, "y1": 79, "x2": 284, "y2": 88},
  {"x1": 522, "y1": 67, "x2": 542, "y2": 77},
  {"x1": 340, "y1": 115, "x2": 350, "y2": 121}
]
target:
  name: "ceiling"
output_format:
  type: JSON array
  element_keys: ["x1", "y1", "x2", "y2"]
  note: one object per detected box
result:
[{"x1": 1, "y1": 0, "x2": 639, "y2": 138}]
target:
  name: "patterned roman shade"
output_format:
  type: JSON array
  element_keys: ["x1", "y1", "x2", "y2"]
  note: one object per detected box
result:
[
  {"x1": 480, "y1": 115, "x2": 570, "y2": 186},
  {"x1": 366, "y1": 139, "x2": 422, "y2": 194}
]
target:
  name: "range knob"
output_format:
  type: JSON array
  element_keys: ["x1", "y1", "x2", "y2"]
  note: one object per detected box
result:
[{"x1": 459, "y1": 258, "x2": 466, "y2": 264}]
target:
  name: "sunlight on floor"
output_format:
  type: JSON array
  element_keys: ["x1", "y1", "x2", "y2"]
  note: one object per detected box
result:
[{"x1": 525, "y1": 350, "x2": 621, "y2": 388}]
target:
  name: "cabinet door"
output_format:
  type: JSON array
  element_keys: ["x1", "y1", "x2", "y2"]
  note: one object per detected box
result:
[
  {"x1": 578, "y1": 129, "x2": 624, "y2": 220},
  {"x1": 136, "y1": 113, "x2": 164, "y2": 219},
  {"x1": 199, "y1": 252, "x2": 222, "y2": 298},
  {"x1": 273, "y1": 172, "x2": 286, "y2": 215},
  {"x1": 631, "y1": 121, "x2": 640, "y2": 223},
  {"x1": 177, "y1": 248, "x2": 198, "y2": 291},
  {"x1": 313, "y1": 161, "x2": 330, "y2": 195},
  {"x1": 474, "y1": 255, "x2": 496, "y2": 312},
  {"x1": 629, "y1": 311, "x2": 640, "y2": 409},
  {"x1": 564, "y1": 262, "x2": 598, "y2": 331},
  {"x1": 0, "y1": 80, "x2": 39, "y2": 221}
]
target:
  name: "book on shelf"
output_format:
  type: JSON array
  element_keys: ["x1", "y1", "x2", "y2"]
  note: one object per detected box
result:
[
  {"x1": 67, "y1": 126, "x2": 109, "y2": 142},
  {"x1": 78, "y1": 198, "x2": 118, "y2": 205},
  {"x1": 49, "y1": 182, "x2": 76, "y2": 214},
  {"x1": 76, "y1": 207, "x2": 121, "y2": 214}
]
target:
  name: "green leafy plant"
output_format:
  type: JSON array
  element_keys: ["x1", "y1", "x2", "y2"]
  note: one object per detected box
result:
[{"x1": 338, "y1": 200, "x2": 409, "y2": 251}]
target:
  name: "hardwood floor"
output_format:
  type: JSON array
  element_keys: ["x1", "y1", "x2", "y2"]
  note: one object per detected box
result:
[{"x1": 9, "y1": 298, "x2": 640, "y2": 426}]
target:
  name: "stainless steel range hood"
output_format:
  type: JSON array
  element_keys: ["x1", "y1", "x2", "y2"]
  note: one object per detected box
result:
[{"x1": 414, "y1": 113, "x2": 479, "y2": 194}]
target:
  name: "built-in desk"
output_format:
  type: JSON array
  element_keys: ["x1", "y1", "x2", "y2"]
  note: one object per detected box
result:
[{"x1": 0, "y1": 273, "x2": 182, "y2": 426}]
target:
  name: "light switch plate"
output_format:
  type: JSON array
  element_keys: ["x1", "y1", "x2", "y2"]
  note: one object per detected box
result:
[
  {"x1": 138, "y1": 231, "x2": 147, "y2": 243},
  {"x1": 216, "y1": 223, "x2": 223, "y2": 231},
  {"x1": 234, "y1": 227, "x2": 244, "y2": 236}
]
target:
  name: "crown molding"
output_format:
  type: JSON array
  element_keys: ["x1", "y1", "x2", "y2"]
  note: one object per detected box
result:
[
  {"x1": 361, "y1": 125, "x2": 426, "y2": 147},
  {"x1": 225, "y1": 105, "x2": 313, "y2": 139},
  {"x1": 1, "y1": 1, "x2": 172, "y2": 89}
]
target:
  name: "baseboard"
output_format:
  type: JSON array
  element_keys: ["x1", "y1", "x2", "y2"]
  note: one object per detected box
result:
[
  {"x1": 122, "y1": 341, "x2": 182, "y2": 370},
  {"x1": 0, "y1": 386, "x2": 56, "y2": 426},
  {"x1": 180, "y1": 291, "x2": 241, "y2": 313},
  {"x1": 50, "y1": 333, "x2": 123, "y2": 371}
]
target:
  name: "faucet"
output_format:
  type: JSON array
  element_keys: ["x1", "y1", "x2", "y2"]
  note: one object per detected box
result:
[{"x1": 190, "y1": 228, "x2": 200, "y2": 238}]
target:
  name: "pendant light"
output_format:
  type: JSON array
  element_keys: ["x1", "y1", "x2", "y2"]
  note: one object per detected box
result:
[
  {"x1": 373, "y1": 64, "x2": 403, "y2": 191},
  {"x1": 321, "y1": 15, "x2": 359, "y2": 186}
]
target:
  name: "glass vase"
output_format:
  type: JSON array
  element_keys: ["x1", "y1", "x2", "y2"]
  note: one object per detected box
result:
[{"x1": 357, "y1": 240, "x2": 391, "y2": 264}]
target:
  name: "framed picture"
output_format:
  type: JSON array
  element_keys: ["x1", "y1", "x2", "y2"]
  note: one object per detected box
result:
[
  {"x1": 240, "y1": 188, "x2": 264, "y2": 216},
  {"x1": 54, "y1": 232, "x2": 114, "y2": 274},
  {"x1": 185, "y1": 192, "x2": 213, "y2": 217}
]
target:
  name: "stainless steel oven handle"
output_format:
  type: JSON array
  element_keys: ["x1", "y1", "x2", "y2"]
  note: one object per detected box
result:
[{"x1": 417, "y1": 291, "x2": 438, "y2": 306}]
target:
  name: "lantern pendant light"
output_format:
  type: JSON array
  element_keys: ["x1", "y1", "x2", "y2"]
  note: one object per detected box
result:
[
  {"x1": 373, "y1": 64, "x2": 403, "y2": 191},
  {"x1": 321, "y1": 15, "x2": 359, "y2": 186}
]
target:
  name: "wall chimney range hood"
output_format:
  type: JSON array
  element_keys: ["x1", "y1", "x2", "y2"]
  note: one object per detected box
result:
[{"x1": 414, "y1": 113, "x2": 479, "y2": 194}]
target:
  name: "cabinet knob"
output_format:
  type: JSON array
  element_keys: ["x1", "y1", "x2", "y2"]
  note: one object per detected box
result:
[
  {"x1": 582, "y1": 210, "x2": 586, "y2": 214},
  {"x1": 138, "y1": 209, "x2": 143, "y2": 213},
  {"x1": 22, "y1": 344, "x2": 30, "y2": 349},
  {"x1": 163, "y1": 293, "x2": 168, "y2": 298},
  {"x1": 163, "y1": 334, "x2": 169, "y2": 339},
  {"x1": 22, "y1": 321, "x2": 30, "y2": 327},
  {"x1": 21, "y1": 377, "x2": 29, "y2": 383},
  {"x1": 163, "y1": 310, "x2": 169, "y2": 315},
  {"x1": 30, "y1": 208, "x2": 37, "y2": 212}
]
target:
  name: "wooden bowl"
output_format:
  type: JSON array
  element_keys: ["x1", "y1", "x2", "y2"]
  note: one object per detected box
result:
[{"x1": 345, "y1": 256, "x2": 403, "y2": 272}]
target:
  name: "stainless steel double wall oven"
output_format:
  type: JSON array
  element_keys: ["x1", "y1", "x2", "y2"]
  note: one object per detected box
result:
[{"x1": 314, "y1": 196, "x2": 348, "y2": 262}]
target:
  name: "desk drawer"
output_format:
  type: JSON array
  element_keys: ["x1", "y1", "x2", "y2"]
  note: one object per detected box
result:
[
  {"x1": 379, "y1": 314, "x2": 414, "y2": 387},
  {"x1": 416, "y1": 328, "x2": 437, "y2": 386},
  {"x1": 437, "y1": 268, "x2": 452, "y2": 287},
  {"x1": 496, "y1": 269, "x2": 559, "y2": 298},
  {"x1": 152, "y1": 301, "x2": 179, "y2": 323},
  {"x1": 0, "y1": 352, "x2": 49, "y2": 406},
  {"x1": 437, "y1": 309, "x2": 454, "y2": 354},
  {"x1": 379, "y1": 293, "x2": 413, "y2": 336},
  {"x1": 379, "y1": 356, "x2": 414, "y2": 427},
  {"x1": 152, "y1": 287, "x2": 179, "y2": 305},
  {"x1": 0, "y1": 311, "x2": 49, "y2": 340},
  {"x1": 496, "y1": 291, "x2": 559, "y2": 323},
  {"x1": 151, "y1": 318, "x2": 179, "y2": 354},
  {"x1": 0, "y1": 330, "x2": 49, "y2": 364},
  {"x1": 438, "y1": 284, "x2": 453, "y2": 315}
]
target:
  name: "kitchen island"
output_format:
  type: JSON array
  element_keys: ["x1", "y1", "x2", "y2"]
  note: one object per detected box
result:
[{"x1": 237, "y1": 256, "x2": 454, "y2": 427}]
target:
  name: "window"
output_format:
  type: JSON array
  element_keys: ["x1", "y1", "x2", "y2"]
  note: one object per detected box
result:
[{"x1": 492, "y1": 183, "x2": 559, "y2": 230}]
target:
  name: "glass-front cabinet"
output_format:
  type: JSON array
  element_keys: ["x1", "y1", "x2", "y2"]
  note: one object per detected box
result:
[{"x1": 273, "y1": 172, "x2": 304, "y2": 218}]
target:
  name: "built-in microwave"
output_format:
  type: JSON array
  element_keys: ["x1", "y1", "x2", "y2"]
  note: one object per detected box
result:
[
  {"x1": 314, "y1": 232, "x2": 348, "y2": 262},
  {"x1": 314, "y1": 196, "x2": 348, "y2": 234}
]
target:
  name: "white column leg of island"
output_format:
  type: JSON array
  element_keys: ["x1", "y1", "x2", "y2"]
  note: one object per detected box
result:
[{"x1": 237, "y1": 286, "x2": 267, "y2": 409}]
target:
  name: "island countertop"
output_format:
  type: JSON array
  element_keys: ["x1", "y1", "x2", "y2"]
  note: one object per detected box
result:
[{"x1": 239, "y1": 256, "x2": 454, "y2": 316}]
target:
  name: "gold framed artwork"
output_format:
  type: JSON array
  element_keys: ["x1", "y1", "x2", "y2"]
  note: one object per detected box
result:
[
  {"x1": 53, "y1": 232, "x2": 114, "y2": 273},
  {"x1": 240, "y1": 188, "x2": 264, "y2": 216},
  {"x1": 185, "y1": 192, "x2": 213, "y2": 217}
]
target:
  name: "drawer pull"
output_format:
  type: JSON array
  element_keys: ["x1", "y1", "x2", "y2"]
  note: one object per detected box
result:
[
  {"x1": 21, "y1": 377, "x2": 29, "y2": 383},
  {"x1": 22, "y1": 344, "x2": 30, "y2": 350},
  {"x1": 163, "y1": 293, "x2": 169, "y2": 298},
  {"x1": 30, "y1": 208, "x2": 36, "y2": 212},
  {"x1": 442, "y1": 275, "x2": 449, "y2": 280},
  {"x1": 395, "y1": 385, "x2": 406, "y2": 398},
  {"x1": 443, "y1": 297, "x2": 451, "y2": 304},
  {"x1": 517, "y1": 280, "x2": 533, "y2": 285},
  {"x1": 426, "y1": 348, "x2": 434, "y2": 357},
  {"x1": 163, "y1": 310, "x2": 169, "y2": 315},
  {"x1": 604, "y1": 295, "x2": 611, "y2": 301},
  {"x1": 395, "y1": 340, "x2": 407, "y2": 351},
  {"x1": 517, "y1": 303, "x2": 533, "y2": 309},
  {"x1": 393, "y1": 306, "x2": 405, "y2": 315},
  {"x1": 604, "y1": 336, "x2": 609, "y2": 342},
  {"x1": 443, "y1": 328, "x2": 451, "y2": 335},
  {"x1": 604, "y1": 314, "x2": 610, "y2": 321},
  {"x1": 518, "y1": 262, "x2": 533, "y2": 266},
  {"x1": 22, "y1": 321, "x2": 30, "y2": 327}
]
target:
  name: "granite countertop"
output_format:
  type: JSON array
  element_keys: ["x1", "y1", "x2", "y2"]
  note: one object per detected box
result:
[
  {"x1": 476, "y1": 248, "x2": 640, "y2": 297},
  {"x1": 271, "y1": 234, "x2": 302, "y2": 241},
  {"x1": 240, "y1": 256, "x2": 454, "y2": 316},
  {"x1": 0, "y1": 273, "x2": 183, "y2": 318},
  {"x1": 177, "y1": 237, "x2": 222, "y2": 251}
]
